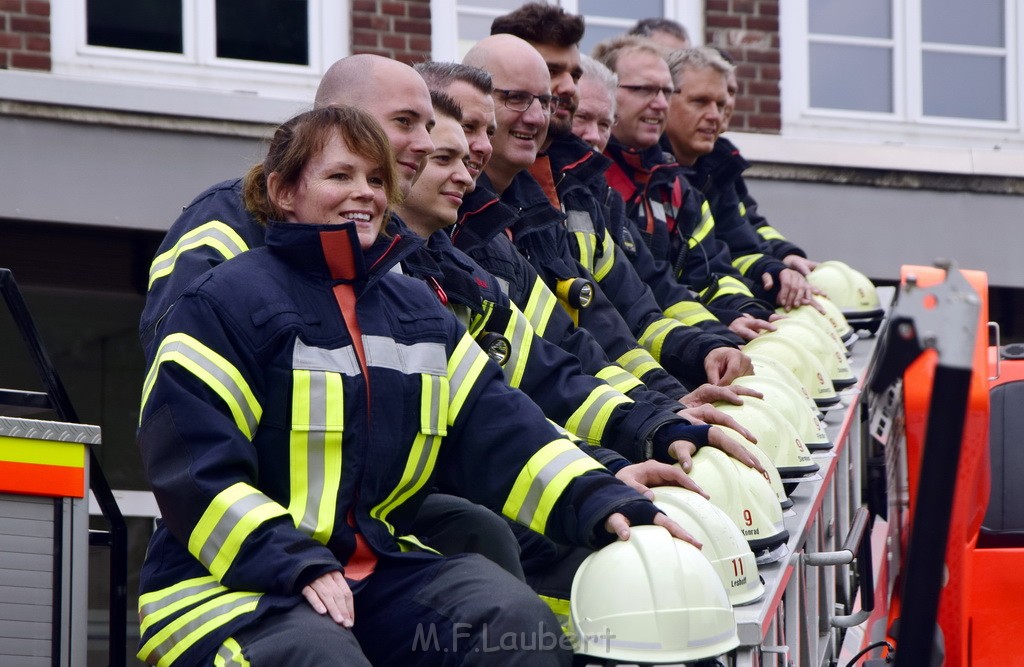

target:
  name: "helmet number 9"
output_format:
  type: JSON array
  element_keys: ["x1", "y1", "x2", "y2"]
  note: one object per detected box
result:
[{"x1": 743, "y1": 509, "x2": 753, "y2": 526}]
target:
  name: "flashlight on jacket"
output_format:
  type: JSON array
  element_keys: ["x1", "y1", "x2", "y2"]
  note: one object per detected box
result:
[
  {"x1": 556, "y1": 278, "x2": 594, "y2": 310},
  {"x1": 476, "y1": 332, "x2": 511, "y2": 366}
]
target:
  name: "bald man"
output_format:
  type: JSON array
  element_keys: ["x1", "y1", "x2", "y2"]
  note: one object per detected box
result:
[{"x1": 141, "y1": 54, "x2": 435, "y2": 352}]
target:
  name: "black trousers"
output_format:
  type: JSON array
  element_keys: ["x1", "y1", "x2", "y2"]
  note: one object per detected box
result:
[{"x1": 228, "y1": 554, "x2": 572, "y2": 666}]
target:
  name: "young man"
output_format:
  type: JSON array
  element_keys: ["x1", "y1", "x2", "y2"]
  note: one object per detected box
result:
[{"x1": 475, "y1": 18, "x2": 752, "y2": 390}]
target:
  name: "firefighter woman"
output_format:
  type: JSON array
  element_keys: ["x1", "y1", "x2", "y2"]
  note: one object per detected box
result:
[{"x1": 136, "y1": 105, "x2": 681, "y2": 666}]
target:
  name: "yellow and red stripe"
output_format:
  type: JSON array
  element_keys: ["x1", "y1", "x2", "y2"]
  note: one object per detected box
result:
[{"x1": 0, "y1": 436, "x2": 86, "y2": 497}]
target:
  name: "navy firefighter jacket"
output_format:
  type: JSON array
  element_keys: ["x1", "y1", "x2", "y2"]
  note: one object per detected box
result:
[{"x1": 136, "y1": 221, "x2": 650, "y2": 666}]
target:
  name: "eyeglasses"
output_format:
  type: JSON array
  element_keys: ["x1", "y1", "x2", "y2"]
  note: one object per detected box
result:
[
  {"x1": 494, "y1": 89, "x2": 557, "y2": 114},
  {"x1": 618, "y1": 84, "x2": 678, "y2": 101}
]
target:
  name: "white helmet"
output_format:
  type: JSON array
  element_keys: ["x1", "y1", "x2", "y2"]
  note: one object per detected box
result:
[
  {"x1": 743, "y1": 334, "x2": 840, "y2": 410},
  {"x1": 815, "y1": 294, "x2": 857, "y2": 346},
  {"x1": 746, "y1": 351, "x2": 822, "y2": 418},
  {"x1": 652, "y1": 487, "x2": 765, "y2": 606},
  {"x1": 711, "y1": 398, "x2": 818, "y2": 479},
  {"x1": 807, "y1": 260, "x2": 884, "y2": 332},
  {"x1": 731, "y1": 374, "x2": 832, "y2": 450},
  {"x1": 570, "y1": 525, "x2": 739, "y2": 663},
  {"x1": 712, "y1": 424, "x2": 792, "y2": 509},
  {"x1": 779, "y1": 303, "x2": 855, "y2": 352},
  {"x1": 766, "y1": 320, "x2": 857, "y2": 390},
  {"x1": 687, "y1": 446, "x2": 790, "y2": 557}
]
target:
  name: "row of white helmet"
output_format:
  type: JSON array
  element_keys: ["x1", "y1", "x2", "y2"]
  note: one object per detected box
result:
[{"x1": 570, "y1": 261, "x2": 882, "y2": 663}]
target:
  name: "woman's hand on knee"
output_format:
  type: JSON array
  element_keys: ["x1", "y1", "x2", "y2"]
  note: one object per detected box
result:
[{"x1": 302, "y1": 570, "x2": 355, "y2": 628}]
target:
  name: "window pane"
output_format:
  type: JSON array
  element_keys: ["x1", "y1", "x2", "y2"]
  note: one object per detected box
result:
[
  {"x1": 581, "y1": 24, "x2": 628, "y2": 55},
  {"x1": 86, "y1": 0, "x2": 183, "y2": 54},
  {"x1": 809, "y1": 43, "x2": 892, "y2": 112},
  {"x1": 922, "y1": 0, "x2": 1003, "y2": 47},
  {"x1": 809, "y1": 0, "x2": 891, "y2": 39},
  {"x1": 458, "y1": 13, "x2": 494, "y2": 45},
  {"x1": 923, "y1": 52, "x2": 1005, "y2": 120},
  {"x1": 578, "y1": 0, "x2": 662, "y2": 20},
  {"x1": 216, "y1": 0, "x2": 308, "y2": 65}
]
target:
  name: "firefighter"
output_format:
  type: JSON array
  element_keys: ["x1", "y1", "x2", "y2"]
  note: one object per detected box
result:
[
  {"x1": 462, "y1": 32, "x2": 754, "y2": 390},
  {"x1": 665, "y1": 47, "x2": 821, "y2": 309},
  {"x1": 137, "y1": 106, "x2": 686, "y2": 666}
]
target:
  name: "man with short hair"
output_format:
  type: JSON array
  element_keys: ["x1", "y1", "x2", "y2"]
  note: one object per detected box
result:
[
  {"x1": 628, "y1": 16, "x2": 691, "y2": 51},
  {"x1": 665, "y1": 47, "x2": 819, "y2": 309},
  {"x1": 572, "y1": 55, "x2": 618, "y2": 153}
]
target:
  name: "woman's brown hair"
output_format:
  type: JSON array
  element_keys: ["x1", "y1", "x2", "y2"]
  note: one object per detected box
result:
[{"x1": 243, "y1": 105, "x2": 402, "y2": 225}]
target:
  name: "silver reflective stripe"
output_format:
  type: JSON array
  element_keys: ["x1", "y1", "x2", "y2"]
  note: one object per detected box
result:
[
  {"x1": 569, "y1": 386, "x2": 628, "y2": 444},
  {"x1": 501, "y1": 306, "x2": 532, "y2": 387},
  {"x1": 215, "y1": 638, "x2": 248, "y2": 667},
  {"x1": 650, "y1": 200, "x2": 667, "y2": 225},
  {"x1": 162, "y1": 337, "x2": 259, "y2": 437},
  {"x1": 198, "y1": 492, "x2": 271, "y2": 569},
  {"x1": 516, "y1": 448, "x2": 591, "y2": 526},
  {"x1": 296, "y1": 371, "x2": 330, "y2": 535},
  {"x1": 565, "y1": 210, "x2": 595, "y2": 234},
  {"x1": 364, "y1": 335, "x2": 447, "y2": 375},
  {"x1": 494, "y1": 276, "x2": 510, "y2": 297},
  {"x1": 292, "y1": 339, "x2": 360, "y2": 375}
]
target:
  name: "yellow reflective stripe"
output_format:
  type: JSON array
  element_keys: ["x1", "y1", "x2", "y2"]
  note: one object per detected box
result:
[
  {"x1": 468, "y1": 300, "x2": 493, "y2": 338},
  {"x1": 189, "y1": 482, "x2": 289, "y2": 580},
  {"x1": 758, "y1": 225, "x2": 786, "y2": 241},
  {"x1": 733, "y1": 252, "x2": 764, "y2": 276},
  {"x1": 565, "y1": 384, "x2": 632, "y2": 445},
  {"x1": 398, "y1": 534, "x2": 442, "y2": 554},
  {"x1": 419, "y1": 373, "x2": 449, "y2": 436},
  {"x1": 139, "y1": 576, "x2": 223, "y2": 634},
  {"x1": 699, "y1": 275, "x2": 755, "y2": 300},
  {"x1": 370, "y1": 432, "x2": 442, "y2": 532},
  {"x1": 616, "y1": 348, "x2": 662, "y2": 381},
  {"x1": 142, "y1": 333, "x2": 262, "y2": 439},
  {"x1": 503, "y1": 439, "x2": 604, "y2": 533},
  {"x1": 138, "y1": 591, "x2": 261, "y2": 667},
  {"x1": 522, "y1": 278, "x2": 559, "y2": 337},
  {"x1": 637, "y1": 317, "x2": 685, "y2": 362},
  {"x1": 594, "y1": 364, "x2": 644, "y2": 394},
  {"x1": 572, "y1": 231, "x2": 596, "y2": 274},
  {"x1": 539, "y1": 594, "x2": 571, "y2": 620},
  {"x1": 214, "y1": 637, "x2": 250, "y2": 667},
  {"x1": 739, "y1": 201, "x2": 747, "y2": 217},
  {"x1": 593, "y1": 228, "x2": 617, "y2": 282},
  {"x1": 447, "y1": 333, "x2": 489, "y2": 424},
  {"x1": 501, "y1": 304, "x2": 534, "y2": 389},
  {"x1": 664, "y1": 299, "x2": 717, "y2": 325},
  {"x1": 687, "y1": 201, "x2": 715, "y2": 249},
  {"x1": 288, "y1": 370, "x2": 344, "y2": 543},
  {"x1": 148, "y1": 221, "x2": 249, "y2": 290}
]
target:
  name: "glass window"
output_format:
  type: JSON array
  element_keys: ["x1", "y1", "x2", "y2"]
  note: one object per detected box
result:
[
  {"x1": 922, "y1": 0, "x2": 1003, "y2": 47},
  {"x1": 85, "y1": 0, "x2": 183, "y2": 54},
  {"x1": 809, "y1": 43, "x2": 893, "y2": 113},
  {"x1": 809, "y1": 0, "x2": 891, "y2": 39},
  {"x1": 923, "y1": 52, "x2": 1005, "y2": 120},
  {"x1": 215, "y1": 0, "x2": 309, "y2": 65},
  {"x1": 578, "y1": 0, "x2": 661, "y2": 19}
]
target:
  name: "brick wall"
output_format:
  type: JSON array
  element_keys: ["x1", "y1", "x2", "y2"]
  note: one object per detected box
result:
[
  {"x1": 0, "y1": 0, "x2": 50, "y2": 71},
  {"x1": 706, "y1": 0, "x2": 780, "y2": 134},
  {"x1": 351, "y1": 0, "x2": 431, "y2": 64}
]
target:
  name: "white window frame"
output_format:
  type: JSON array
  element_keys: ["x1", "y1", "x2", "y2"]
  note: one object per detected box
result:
[
  {"x1": 780, "y1": 0, "x2": 1024, "y2": 150},
  {"x1": 51, "y1": 0, "x2": 349, "y2": 103},
  {"x1": 430, "y1": 0, "x2": 704, "y2": 62}
]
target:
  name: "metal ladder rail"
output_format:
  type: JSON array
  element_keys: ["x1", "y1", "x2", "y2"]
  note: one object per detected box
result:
[{"x1": 0, "y1": 268, "x2": 127, "y2": 667}]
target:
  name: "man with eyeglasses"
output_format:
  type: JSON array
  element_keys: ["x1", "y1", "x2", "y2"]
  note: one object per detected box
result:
[
  {"x1": 595, "y1": 36, "x2": 800, "y2": 329},
  {"x1": 487, "y1": 4, "x2": 753, "y2": 390}
]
